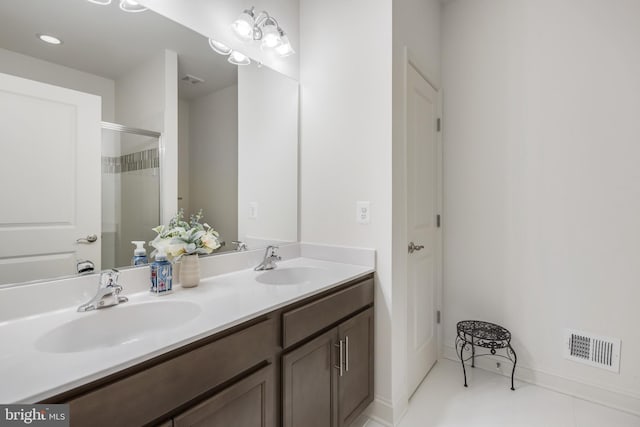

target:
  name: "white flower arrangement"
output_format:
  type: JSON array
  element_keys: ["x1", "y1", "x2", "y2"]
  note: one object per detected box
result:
[{"x1": 150, "y1": 209, "x2": 222, "y2": 261}]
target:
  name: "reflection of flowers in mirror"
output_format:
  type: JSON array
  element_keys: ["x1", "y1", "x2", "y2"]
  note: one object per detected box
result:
[{"x1": 151, "y1": 209, "x2": 222, "y2": 261}]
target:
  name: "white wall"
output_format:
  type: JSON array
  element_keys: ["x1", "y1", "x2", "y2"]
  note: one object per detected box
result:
[
  {"x1": 116, "y1": 52, "x2": 167, "y2": 132},
  {"x1": 178, "y1": 99, "x2": 190, "y2": 213},
  {"x1": 299, "y1": 0, "x2": 394, "y2": 421},
  {"x1": 390, "y1": 0, "x2": 442, "y2": 421},
  {"x1": 238, "y1": 66, "x2": 298, "y2": 246},
  {"x1": 115, "y1": 49, "x2": 178, "y2": 239},
  {"x1": 138, "y1": 0, "x2": 299, "y2": 80},
  {"x1": 188, "y1": 85, "x2": 239, "y2": 247},
  {"x1": 442, "y1": 0, "x2": 640, "y2": 412},
  {"x1": 0, "y1": 47, "x2": 115, "y2": 121}
]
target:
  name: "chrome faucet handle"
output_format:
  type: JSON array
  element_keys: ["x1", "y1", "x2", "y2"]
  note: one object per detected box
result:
[
  {"x1": 99, "y1": 268, "x2": 120, "y2": 289},
  {"x1": 266, "y1": 245, "x2": 280, "y2": 257}
]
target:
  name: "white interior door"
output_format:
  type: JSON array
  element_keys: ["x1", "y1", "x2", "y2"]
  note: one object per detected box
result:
[
  {"x1": 0, "y1": 72, "x2": 101, "y2": 285},
  {"x1": 406, "y1": 63, "x2": 440, "y2": 396}
]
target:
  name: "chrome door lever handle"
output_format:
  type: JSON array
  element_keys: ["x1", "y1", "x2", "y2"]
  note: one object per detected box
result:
[
  {"x1": 408, "y1": 242, "x2": 425, "y2": 254},
  {"x1": 77, "y1": 234, "x2": 98, "y2": 244}
]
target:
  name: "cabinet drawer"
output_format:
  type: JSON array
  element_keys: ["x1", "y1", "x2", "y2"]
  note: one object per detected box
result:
[
  {"x1": 67, "y1": 317, "x2": 275, "y2": 427},
  {"x1": 282, "y1": 278, "x2": 373, "y2": 348}
]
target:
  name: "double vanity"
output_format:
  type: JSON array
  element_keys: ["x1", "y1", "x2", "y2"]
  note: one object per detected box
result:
[{"x1": 0, "y1": 245, "x2": 375, "y2": 426}]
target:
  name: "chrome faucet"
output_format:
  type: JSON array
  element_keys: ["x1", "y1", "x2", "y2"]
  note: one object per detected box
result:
[
  {"x1": 254, "y1": 246, "x2": 281, "y2": 271},
  {"x1": 232, "y1": 241, "x2": 248, "y2": 251},
  {"x1": 77, "y1": 269, "x2": 128, "y2": 312}
]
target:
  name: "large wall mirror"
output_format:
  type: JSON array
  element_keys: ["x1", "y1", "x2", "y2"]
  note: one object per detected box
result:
[{"x1": 0, "y1": 0, "x2": 298, "y2": 287}]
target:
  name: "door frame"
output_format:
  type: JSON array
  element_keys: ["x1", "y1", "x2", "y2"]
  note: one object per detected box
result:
[{"x1": 403, "y1": 47, "x2": 444, "y2": 379}]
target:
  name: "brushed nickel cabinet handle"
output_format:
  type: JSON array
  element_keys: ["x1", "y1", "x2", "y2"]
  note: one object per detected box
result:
[
  {"x1": 345, "y1": 335, "x2": 350, "y2": 372},
  {"x1": 334, "y1": 340, "x2": 344, "y2": 377}
]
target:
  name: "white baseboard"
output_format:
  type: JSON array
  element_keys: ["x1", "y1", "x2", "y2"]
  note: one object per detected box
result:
[
  {"x1": 362, "y1": 393, "x2": 411, "y2": 427},
  {"x1": 443, "y1": 345, "x2": 640, "y2": 417},
  {"x1": 364, "y1": 396, "x2": 394, "y2": 426}
]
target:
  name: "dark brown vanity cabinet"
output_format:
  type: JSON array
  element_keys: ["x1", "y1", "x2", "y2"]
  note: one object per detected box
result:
[
  {"x1": 173, "y1": 364, "x2": 274, "y2": 427},
  {"x1": 51, "y1": 317, "x2": 278, "y2": 427},
  {"x1": 43, "y1": 274, "x2": 374, "y2": 427},
  {"x1": 337, "y1": 308, "x2": 374, "y2": 426},
  {"x1": 282, "y1": 279, "x2": 374, "y2": 427}
]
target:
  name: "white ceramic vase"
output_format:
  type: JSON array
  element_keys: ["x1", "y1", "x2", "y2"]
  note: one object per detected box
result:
[{"x1": 180, "y1": 254, "x2": 200, "y2": 288}]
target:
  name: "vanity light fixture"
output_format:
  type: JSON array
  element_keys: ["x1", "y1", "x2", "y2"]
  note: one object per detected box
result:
[
  {"x1": 227, "y1": 50, "x2": 251, "y2": 66},
  {"x1": 231, "y1": 6, "x2": 295, "y2": 57},
  {"x1": 274, "y1": 33, "x2": 295, "y2": 57},
  {"x1": 208, "y1": 37, "x2": 251, "y2": 66},
  {"x1": 37, "y1": 34, "x2": 63, "y2": 45},
  {"x1": 260, "y1": 20, "x2": 280, "y2": 49},
  {"x1": 208, "y1": 38, "x2": 232, "y2": 56},
  {"x1": 119, "y1": 0, "x2": 147, "y2": 13},
  {"x1": 232, "y1": 9, "x2": 256, "y2": 41}
]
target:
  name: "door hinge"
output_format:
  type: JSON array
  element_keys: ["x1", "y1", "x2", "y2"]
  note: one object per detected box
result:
[
  {"x1": 437, "y1": 118, "x2": 441, "y2": 132},
  {"x1": 436, "y1": 214, "x2": 441, "y2": 228},
  {"x1": 437, "y1": 310, "x2": 441, "y2": 324}
]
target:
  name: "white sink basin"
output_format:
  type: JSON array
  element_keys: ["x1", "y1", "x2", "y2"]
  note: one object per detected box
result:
[
  {"x1": 35, "y1": 301, "x2": 201, "y2": 353},
  {"x1": 256, "y1": 267, "x2": 327, "y2": 285}
]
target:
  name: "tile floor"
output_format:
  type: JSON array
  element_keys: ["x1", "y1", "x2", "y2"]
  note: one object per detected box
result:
[{"x1": 366, "y1": 359, "x2": 640, "y2": 427}]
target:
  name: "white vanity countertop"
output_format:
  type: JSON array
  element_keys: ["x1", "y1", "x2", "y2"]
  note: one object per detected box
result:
[{"x1": 0, "y1": 257, "x2": 374, "y2": 403}]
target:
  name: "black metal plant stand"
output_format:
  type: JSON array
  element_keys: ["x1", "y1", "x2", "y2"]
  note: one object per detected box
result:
[{"x1": 455, "y1": 320, "x2": 518, "y2": 391}]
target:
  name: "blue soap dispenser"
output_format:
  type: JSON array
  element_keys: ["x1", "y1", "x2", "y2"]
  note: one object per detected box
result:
[
  {"x1": 150, "y1": 248, "x2": 172, "y2": 295},
  {"x1": 131, "y1": 241, "x2": 148, "y2": 266}
]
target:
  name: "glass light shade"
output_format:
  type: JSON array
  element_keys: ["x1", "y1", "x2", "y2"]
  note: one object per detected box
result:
[
  {"x1": 260, "y1": 23, "x2": 281, "y2": 49},
  {"x1": 119, "y1": 0, "x2": 147, "y2": 13},
  {"x1": 208, "y1": 38, "x2": 232, "y2": 55},
  {"x1": 274, "y1": 35, "x2": 295, "y2": 57},
  {"x1": 227, "y1": 51, "x2": 251, "y2": 66},
  {"x1": 86, "y1": 0, "x2": 112, "y2": 4},
  {"x1": 232, "y1": 11, "x2": 255, "y2": 41}
]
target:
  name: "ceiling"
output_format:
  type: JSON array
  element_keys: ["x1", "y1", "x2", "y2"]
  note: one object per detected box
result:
[{"x1": 0, "y1": 0, "x2": 237, "y2": 100}]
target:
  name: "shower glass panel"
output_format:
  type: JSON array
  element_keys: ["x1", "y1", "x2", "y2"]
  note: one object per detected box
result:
[{"x1": 101, "y1": 123, "x2": 161, "y2": 270}]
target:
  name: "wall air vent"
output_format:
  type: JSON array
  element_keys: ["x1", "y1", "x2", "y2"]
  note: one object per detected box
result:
[
  {"x1": 181, "y1": 74, "x2": 204, "y2": 85},
  {"x1": 564, "y1": 329, "x2": 621, "y2": 373}
]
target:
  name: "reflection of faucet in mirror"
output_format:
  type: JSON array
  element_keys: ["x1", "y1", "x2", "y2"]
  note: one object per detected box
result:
[
  {"x1": 77, "y1": 269, "x2": 128, "y2": 312},
  {"x1": 254, "y1": 246, "x2": 281, "y2": 271},
  {"x1": 232, "y1": 241, "x2": 248, "y2": 251},
  {"x1": 76, "y1": 260, "x2": 95, "y2": 275}
]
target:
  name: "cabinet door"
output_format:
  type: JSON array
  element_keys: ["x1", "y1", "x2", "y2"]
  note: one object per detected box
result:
[
  {"x1": 173, "y1": 364, "x2": 274, "y2": 427},
  {"x1": 338, "y1": 308, "x2": 374, "y2": 427},
  {"x1": 282, "y1": 328, "x2": 339, "y2": 427}
]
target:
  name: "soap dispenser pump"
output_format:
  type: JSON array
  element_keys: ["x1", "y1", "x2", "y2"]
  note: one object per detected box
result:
[
  {"x1": 131, "y1": 241, "x2": 148, "y2": 266},
  {"x1": 150, "y1": 248, "x2": 172, "y2": 295}
]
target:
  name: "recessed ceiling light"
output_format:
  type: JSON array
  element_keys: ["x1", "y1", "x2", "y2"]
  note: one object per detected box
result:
[
  {"x1": 86, "y1": 0, "x2": 112, "y2": 4},
  {"x1": 37, "y1": 34, "x2": 62, "y2": 45}
]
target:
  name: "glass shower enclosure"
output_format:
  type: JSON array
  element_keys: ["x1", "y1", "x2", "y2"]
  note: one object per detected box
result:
[{"x1": 101, "y1": 122, "x2": 161, "y2": 270}]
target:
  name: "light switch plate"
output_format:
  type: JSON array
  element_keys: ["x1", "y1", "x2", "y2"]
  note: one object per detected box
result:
[
  {"x1": 249, "y1": 202, "x2": 258, "y2": 219},
  {"x1": 357, "y1": 201, "x2": 370, "y2": 224}
]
